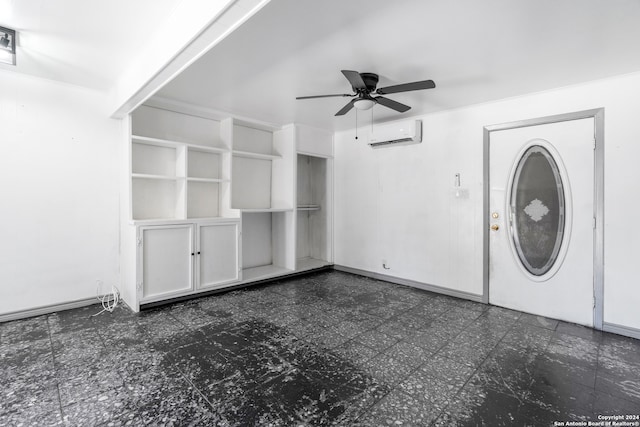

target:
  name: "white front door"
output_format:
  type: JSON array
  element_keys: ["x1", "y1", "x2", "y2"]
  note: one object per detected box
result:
[{"x1": 489, "y1": 118, "x2": 595, "y2": 326}]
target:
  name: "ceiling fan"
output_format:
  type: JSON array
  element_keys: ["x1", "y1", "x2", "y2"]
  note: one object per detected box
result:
[{"x1": 296, "y1": 70, "x2": 436, "y2": 116}]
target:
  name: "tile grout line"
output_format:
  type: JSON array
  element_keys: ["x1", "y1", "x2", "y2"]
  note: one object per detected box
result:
[
  {"x1": 351, "y1": 302, "x2": 489, "y2": 425},
  {"x1": 425, "y1": 310, "x2": 525, "y2": 425},
  {"x1": 45, "y1": 314, "x2": 65, "y2": 422}
]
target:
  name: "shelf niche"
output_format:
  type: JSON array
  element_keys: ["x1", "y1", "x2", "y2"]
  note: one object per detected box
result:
[
  {"x1": 132, "y1": 142, "x2": 179, "y2": 177},
  {"x1": 188, "y1": 148, "x2": 221, "y2": 180},
  {"x1": 132, "y1": 105, "x2": 225, "y2": 149},
  {"x1": 231, "y1": 123, "x2": 293, "y2": 211},
  {"x1": 132, "y1": 178, "x2": 184, "y2": 220},
  {"x1": 242, "y1": 211, "x2": 295, "y2": 281},
  {"x1": 297, "y1": 154, "x2": 331, "y2": 266}
]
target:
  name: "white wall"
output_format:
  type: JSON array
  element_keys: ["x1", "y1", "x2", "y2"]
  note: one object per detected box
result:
[
  {"x1": 334, "y1": 71, "x2": 640, "y2": 331},
  {"x1": 0, "y1": 70, "x2": 121, "y2": 316}
]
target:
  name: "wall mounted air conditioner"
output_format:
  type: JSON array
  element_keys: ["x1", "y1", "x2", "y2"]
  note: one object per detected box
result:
[{"x1": 368, "y1": 119, "x2": 422, "y2": 148}]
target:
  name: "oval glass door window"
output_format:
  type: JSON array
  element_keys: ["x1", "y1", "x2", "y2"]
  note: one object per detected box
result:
[{"x1": 510, "y1": 145, "x2": 565, "y2": 276}]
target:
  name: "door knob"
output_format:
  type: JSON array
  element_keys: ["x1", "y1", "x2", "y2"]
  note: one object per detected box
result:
[{"x1": 490, "y1": 224, "x2": 499, "y2": 231}]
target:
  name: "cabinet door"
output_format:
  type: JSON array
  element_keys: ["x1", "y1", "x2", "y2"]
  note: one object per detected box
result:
[
  {"x1": 198, "y1": 222, "x2": 240, "y2": 288},
  {"x1": 139, "y1": 224, "x2": 193, "y2": 301}
]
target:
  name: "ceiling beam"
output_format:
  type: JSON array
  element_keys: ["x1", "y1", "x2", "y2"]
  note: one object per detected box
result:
[{"x1": 109, "y1": 0, "x2": 271, "y2": 118}]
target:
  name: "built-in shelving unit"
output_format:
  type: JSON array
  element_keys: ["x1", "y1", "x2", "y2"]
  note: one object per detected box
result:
[{"x1": 120, "y1": 106, "x2": 330, "y2": 313}]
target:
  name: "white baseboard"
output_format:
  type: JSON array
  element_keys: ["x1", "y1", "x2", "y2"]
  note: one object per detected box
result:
[
  {"x1": 603, "y1": 322, "x2": 640, "y2": 340},
  {"x1": 0, "y1": 298, "x2": 97, "y2": 323},
  {"x1": 333, "y1": 265, "x2": 484, "y2": 303}
]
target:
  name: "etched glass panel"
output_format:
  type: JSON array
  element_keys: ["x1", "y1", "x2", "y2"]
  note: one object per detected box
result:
[{"x1": 510, "y1": 145, "x2": 565, "y2": 276}]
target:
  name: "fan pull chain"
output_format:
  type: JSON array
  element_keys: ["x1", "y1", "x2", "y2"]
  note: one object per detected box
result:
[{"x1": 371, "y1": 107, "x2": 374, "y2": 134}]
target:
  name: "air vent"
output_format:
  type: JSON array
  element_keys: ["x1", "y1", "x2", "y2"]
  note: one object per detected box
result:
[{"x1": 368, "y1": 120, "x2": 422, "y2": 148}]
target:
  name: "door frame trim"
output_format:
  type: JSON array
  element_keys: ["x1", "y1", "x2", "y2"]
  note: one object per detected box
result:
[{"x1": 482, "y1": 108, "x2": 605, "y2": 329}]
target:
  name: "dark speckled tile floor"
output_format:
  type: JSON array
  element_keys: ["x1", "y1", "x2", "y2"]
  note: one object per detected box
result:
[{"x1": 1, "y1": 270, "x2": 639, "y2": 426}]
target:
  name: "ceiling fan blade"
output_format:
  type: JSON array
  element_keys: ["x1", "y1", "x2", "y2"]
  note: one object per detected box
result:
[
  {"x1": 296, "y1": 94, "x2": 353, "y2": 100},
  {"x1": 374, "y1": 96, "x2": 411, "y2": 113},
  {"x1": 376, "y1": 79, "x2": 436, "y2": 95},
  {"x1": 335, "y1": 99, "x2": 356, "y2": 116},
  {"x1": 341, "y1": 70, "x2": 367, "y2": 91}
]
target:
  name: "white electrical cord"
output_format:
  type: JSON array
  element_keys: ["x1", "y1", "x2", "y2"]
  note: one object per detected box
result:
[{"x1": 92, "y1": 282, "x2": 120, "y2": 317}]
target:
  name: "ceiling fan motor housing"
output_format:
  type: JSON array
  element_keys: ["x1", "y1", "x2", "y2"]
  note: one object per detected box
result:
[{"x1": 358, "y1": 73, "x2": 379, "y2": 93}]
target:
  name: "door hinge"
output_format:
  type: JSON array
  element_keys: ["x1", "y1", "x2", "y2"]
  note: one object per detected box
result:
[
  {"x1": 137, "y1": 237, "x2": 142, "y2": 247},
  {"x1": 593, "y1": 138, "x2": 596, "y2": 150},
  {"x1": 137, "y1": 282, "x2": 143, "y2": 294},
  {"x1": 593, "y1": 217, "x2": 597, "y2": 229},
  {"x1": 593, "y1": 295, "x2": 596, "y2": 309}
]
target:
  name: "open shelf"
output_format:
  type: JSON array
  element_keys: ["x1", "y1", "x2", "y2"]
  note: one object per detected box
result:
[
  {"x1": 186, "y1": 144, "x2": 227, "y2": 154},
  {"x1": 132, "y1": 178, "x2": 182, "y2": 220},
  {"x1": 232, "y1": 124, "x2": 277, "y2": 158},
  {"x1": 132, "y1": 173, "x2": 181, "y2": 181},
  {"x1": 232, "y1": 156, "x2": 272, "y2": 209},
  {"x1": 187, "y1": 181, "x2": 219, "y2": 218},
  {"x1": 241, "y1": 211, "x2": 295, "y2": 283},
  {"x1": 132, "y1": 135, "x2": 181, "y2": 148},
  {"x1": 296, "y1": 257, "x2": 332, "y2": 272},
  {"x1": 132, "y1": 105, "x2": 226, "y2": 150},
  {"x1": 132, "y1": 140, "x2": 181, "y2": 178},
  {"x1": 232, "y1": 150, "x2": 281, "y2": 161},
  {"x1": 132, "y1": 137, "x2": 228, "y2": 154},
  {"x1": 187, "y1": 177, "x2": 225, "y2": 183},
  {"x1": 241, "y1": 265, "x2": 293, "y2": 282},
  {"x1": 188, "y1": 148, "x2": 221, "y2": 180}
]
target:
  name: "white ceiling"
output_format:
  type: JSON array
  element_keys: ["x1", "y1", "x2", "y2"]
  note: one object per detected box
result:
[
  {"x1": 156, "y1": 0, "x2": 640, "y2": 130},
  {"x1": 0, "y1": 0, "x2": 183, "y2": 90}
]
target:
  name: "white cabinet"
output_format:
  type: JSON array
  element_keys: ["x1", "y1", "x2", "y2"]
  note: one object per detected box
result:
[
  {"x1": 197, "y1": 221, "x2": 240, "y2": 288},
  {"x1": 138, "y1": 224, "x2": 194, "y2": 302},
  {"x1": 136, "y1": 220, "x2": 240, "y2": 305}
]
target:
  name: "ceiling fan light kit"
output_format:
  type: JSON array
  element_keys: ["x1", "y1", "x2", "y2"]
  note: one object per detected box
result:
[
  {"x1": 296, "y1": 69, "x2": 435, "y2": 116},
  {"x1": 353, "y1": 98, "x2": 375, "y2": 110}
]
